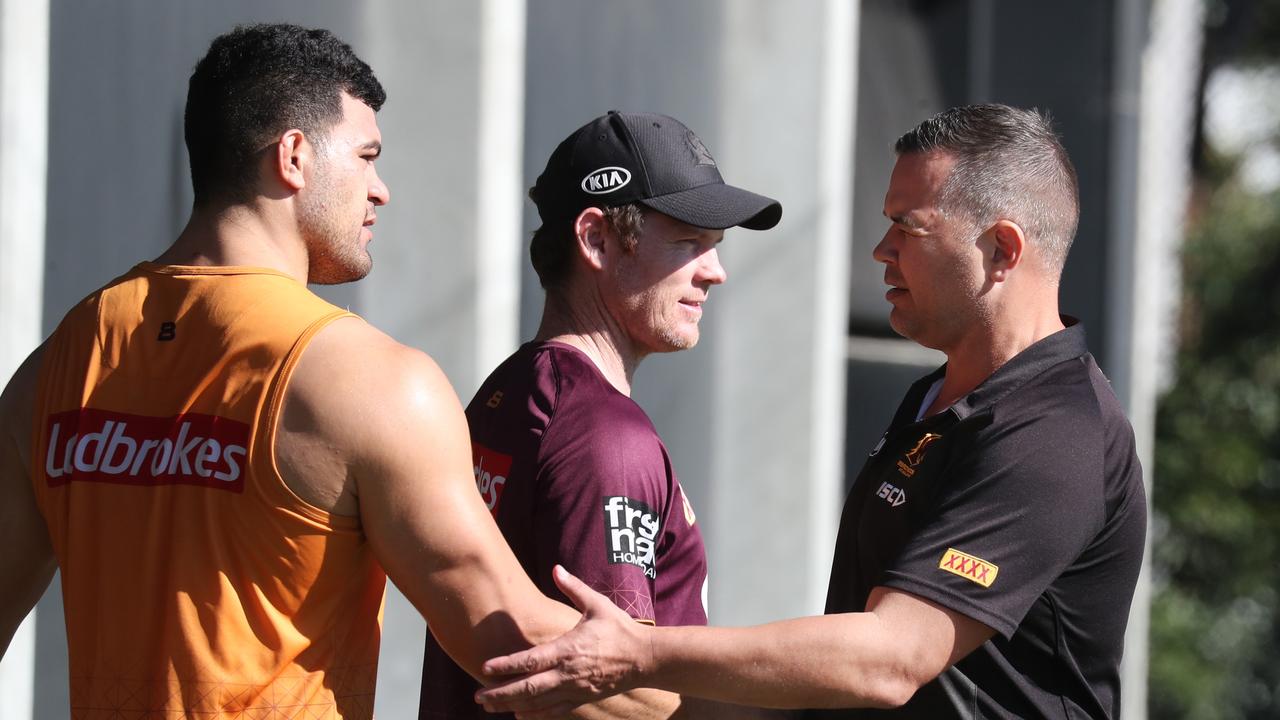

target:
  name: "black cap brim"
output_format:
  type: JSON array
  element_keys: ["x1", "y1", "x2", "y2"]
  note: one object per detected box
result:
[{"x1": 638, "y1": 182, "x2": 782, "y2": 231}]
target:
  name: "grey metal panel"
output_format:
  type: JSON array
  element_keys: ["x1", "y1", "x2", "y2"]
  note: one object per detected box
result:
[
  {"x1": 357, "y1": 0, "x2": 488, "y2": 397},
  {"x1": 849, "y1": 0, "x2": 1133, "y2": 375},
  {"x1": 849, "y1": 0, "x2": 968, "y2": 330}
]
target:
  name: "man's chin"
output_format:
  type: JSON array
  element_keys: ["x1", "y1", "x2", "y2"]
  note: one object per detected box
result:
[
  {"x1": 888, "y1": 310, "x2": 923, "y2": 342},
  {"x1": 309, "y1": 254, "x2": 373, "y2": 285},
  {"x1": 653, "y1": 331, "x2": 699, "y2": 354}
]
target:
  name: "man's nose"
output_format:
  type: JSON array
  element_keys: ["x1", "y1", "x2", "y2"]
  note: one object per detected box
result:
[
  {"x1": 699, "y1": 247, "x2": 728, "y2": 285},
  {"x1": 872, "y1": 229, "x2": 895, "y2": 264},
  {"x1": 369, "y1": 170, "x2": 390, "y2": 206}
]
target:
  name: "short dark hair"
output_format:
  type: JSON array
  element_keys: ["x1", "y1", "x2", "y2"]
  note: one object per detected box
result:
[
  {"x1": 529, "y1": 203, "x2": 647, "y2": 290},
  {"x1": 184, "y1": 23, "x2": 385, "y2": 206},
  {"x1": 895, "y1": 104, "x2": 1080, "y2": 273}
]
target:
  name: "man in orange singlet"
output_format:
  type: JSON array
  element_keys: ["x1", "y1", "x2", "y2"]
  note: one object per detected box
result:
[{"x1": 0, "y1": 23, "x2": 689, "y2": 719}]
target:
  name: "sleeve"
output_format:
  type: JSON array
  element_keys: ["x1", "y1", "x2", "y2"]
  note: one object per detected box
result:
[
  {"x1": 879, "y1": 396, "x2": 1107, "y2": 638},
  {"x1": 533, "y1": 408, "x2": 669, "y2": 624}
]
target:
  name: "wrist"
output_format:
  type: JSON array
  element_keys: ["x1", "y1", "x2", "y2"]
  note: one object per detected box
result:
[{"x1": 636, "y1": 623, "x2": 664, "y2": 689}]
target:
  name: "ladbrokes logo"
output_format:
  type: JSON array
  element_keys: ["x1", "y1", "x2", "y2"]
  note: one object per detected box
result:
[
  {"x1": 473, "y1": 442, "x2": 511, "y2": 517},
  {"x1": 938, "y1": 547, "x2": 999, "y2": 588},
  {"x1": 603, "y1": 496, "x2": 659, "y2": 579},
  {"x1": 43, "y1": 409, "x2": 249, "y2": 491}
]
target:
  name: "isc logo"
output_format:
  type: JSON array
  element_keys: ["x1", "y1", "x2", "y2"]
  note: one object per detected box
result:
[
  {"x1": 472, "y1": 442, "x2": 512, "y2": 517},
  {"x1": 581, "y1": 166, "x2": 632, "y2": 195},
  {"x1": 876, "y1": 481, "x2": 906, "y2": 507}
]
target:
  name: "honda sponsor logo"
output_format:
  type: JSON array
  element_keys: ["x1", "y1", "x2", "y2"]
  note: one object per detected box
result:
[
  {"x1": 603, "y1": 495, "x2": 658, "y2": 579},
  {"x1": 472, "y1": 442, "x2": 511, "y2": 517},
  {"x1": 43, "y1": 409, "x2": 249, "y2": 491}
]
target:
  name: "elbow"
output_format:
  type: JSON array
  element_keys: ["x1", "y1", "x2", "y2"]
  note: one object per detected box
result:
[
  {"x1": 856, "y1": 655, "x2": 944, "y2": 709},
  {"x1": 860, "y1": 672, "x2": 923, "y2": 710}
]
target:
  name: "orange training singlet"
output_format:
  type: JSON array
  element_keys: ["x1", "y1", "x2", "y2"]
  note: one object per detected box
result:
[{"x1": 30, "y1": 263, "x2": 387, "y2": 719}]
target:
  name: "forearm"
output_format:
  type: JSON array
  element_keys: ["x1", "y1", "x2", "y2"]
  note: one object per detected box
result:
[
  {"x1": 645, "y1": 614, "x2": 913, "y2": 709},
  {"x1": 1, "y1": 361, "x2": 57, "y2": 660},
  {"x1": 0, "y1": 535, "x2": 55, "y2": 659},
  {"x1": 476, "y1": 575, "x2": 989, "y2": 715},
  {"x1": 420, "y1": 561, "x2": 578, "y2": 679},
  {"x1": 573, "y1": 689, "x2": 789, "y2": 719},
  {"x1": 565, "y1": 688, "x2": 680, "y2": 720}
]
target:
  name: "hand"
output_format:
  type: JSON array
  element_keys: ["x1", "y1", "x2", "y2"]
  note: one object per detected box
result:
[{"x1": 476, "y1": 565, "x2": 654, "y2": 717}]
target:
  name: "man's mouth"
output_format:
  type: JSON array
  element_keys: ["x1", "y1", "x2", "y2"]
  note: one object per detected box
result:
[{"x1": 679, "y1": 299, "x2": 705, "y2": 315}]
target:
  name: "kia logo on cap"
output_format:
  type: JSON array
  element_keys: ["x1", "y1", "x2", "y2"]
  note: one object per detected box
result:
[{"x1": 581, "y1": 166, "x2": 632, "y2": 195}]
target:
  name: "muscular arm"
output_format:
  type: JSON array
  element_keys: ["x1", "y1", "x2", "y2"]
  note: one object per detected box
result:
[
  {"x1": 0, "y1": 346, "x2": 57, "y2": 658},
  {"x1": 279, "y1": 319, "x2": 689, "y2": 719},
  {"x1": 478, "y1": 567, "x2": 995, "y2": 715}
]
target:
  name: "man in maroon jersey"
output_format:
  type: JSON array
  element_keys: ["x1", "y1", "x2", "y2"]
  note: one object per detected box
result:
[{"x1": 418, "y1": 110, "x2": 781, "y2": 719}]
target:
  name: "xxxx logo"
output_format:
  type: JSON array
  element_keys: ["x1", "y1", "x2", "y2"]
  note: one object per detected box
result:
[
  {"x1": 897, "y1": 432, "x2": 942, "y2": 478},
  {"x1": 938, "y1": 548, "x2": 999, "y2": 588}
]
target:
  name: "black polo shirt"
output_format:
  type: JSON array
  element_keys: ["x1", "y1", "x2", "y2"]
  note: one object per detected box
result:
[{"x1": 811, "y1": 323, "x2": 1147, "y2": 719}]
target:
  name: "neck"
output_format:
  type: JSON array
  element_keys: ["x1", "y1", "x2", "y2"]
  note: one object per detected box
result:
[
  {"x1": 927, "y1": 294, "x2": 1064, "y2": 417},
  {"x1": 535, "y1": 291, "x2": 641, "y2": 396},
  {"x1": 154, "y1": 200, "x2": 309, "y2": 283}
]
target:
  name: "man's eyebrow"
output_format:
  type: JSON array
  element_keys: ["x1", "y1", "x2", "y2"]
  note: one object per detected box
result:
[{"x1": 885, "y1": 211, "x2": 921, "y2": 228}]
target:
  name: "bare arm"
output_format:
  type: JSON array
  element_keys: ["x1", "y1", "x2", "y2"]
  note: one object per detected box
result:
[
  {"x1": 477, "y1": 566, "x2": 995, "y2": 715},
  {"x1": 280, "y1": 319, "x2": 687, "y2": 719},
  {"x1": 0, "y1": 346, "x2": 57, "y2": 659}
]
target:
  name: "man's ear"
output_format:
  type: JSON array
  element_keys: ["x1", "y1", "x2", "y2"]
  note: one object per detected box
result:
[
  {"x1": 987, "y1": 219, "x2": 1026, "y2": 282},
  {"x1": 274, "y1": 129, "x2": 312, "y2": 192},
  {"x1": 573, "y1": 208, "x2": 609, "y2": 271}
]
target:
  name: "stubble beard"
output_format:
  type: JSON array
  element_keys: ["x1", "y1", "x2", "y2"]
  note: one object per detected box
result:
[
  {"x1": 307, "y1": 230, "x2": 371, "y2": 285},
  {"x1": 892, "y1": 283, "x2": 991, "y2": 352},
  {"x1": 623, "y1": 282, "x2": 700, "y2": 355},
  {"x1": 646, "y1": 300, "x2": 700, "y2": 354},
  {"x1": 652, "y1": 322, "x2": 698, "y2": 353},
  {"x1": 298, "y1": 164, "x2": 372, "y2": 286}
]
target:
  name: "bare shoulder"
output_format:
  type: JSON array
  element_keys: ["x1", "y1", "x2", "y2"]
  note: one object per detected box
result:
[
  {"x1": 275, "y1": 317, "x2": 468, "y2": 514},
  {"x1": 289, "y1": 316, "x2": 462, "y2": 436},
  {"x1": 1, "y1": 344, "x2": 48, "y2": 471}
]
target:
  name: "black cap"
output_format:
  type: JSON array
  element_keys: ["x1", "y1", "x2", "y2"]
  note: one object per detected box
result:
[{"x1": 530, "y1": 111, "x2": 782, "y2": 231}]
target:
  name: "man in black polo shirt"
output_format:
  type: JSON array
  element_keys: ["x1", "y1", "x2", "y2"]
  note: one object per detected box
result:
[{"x1": 474, "y1": 104, "x2": 1147, "y2": 720}]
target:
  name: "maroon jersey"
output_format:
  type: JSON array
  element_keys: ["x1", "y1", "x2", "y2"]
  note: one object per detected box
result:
[{"x1": 419, "y1": 341, "x2": 708, "y2": 719}]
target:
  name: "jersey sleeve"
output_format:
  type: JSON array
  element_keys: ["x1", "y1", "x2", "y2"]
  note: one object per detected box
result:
[
  {"x1": 533, "y1": 409, "x2": 669, "y2": 624},
  {"x1": 879, "y1": 395, "x2": 1108, "y2": 638}
]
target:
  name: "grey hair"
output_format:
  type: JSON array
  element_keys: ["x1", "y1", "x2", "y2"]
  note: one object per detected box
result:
[{"x1": 895, "y1": 104, "x2": 1080, "y2": 275}]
